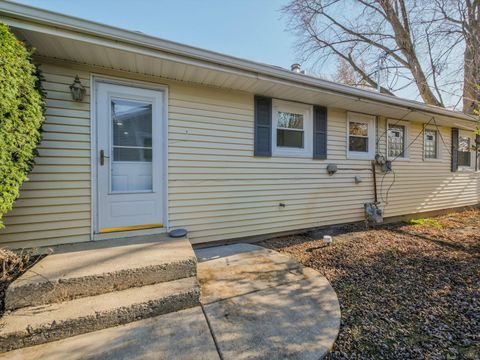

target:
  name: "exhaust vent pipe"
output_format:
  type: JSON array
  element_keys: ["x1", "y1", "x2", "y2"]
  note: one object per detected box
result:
[{"x1": 291, "y1": 63, "x2": 302, "y2": 73}]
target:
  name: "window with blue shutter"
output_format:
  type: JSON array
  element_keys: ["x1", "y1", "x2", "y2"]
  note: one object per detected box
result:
[
  {"x1": 451, "y1": 128, "x2": 459, "y2": 172},
  {"x1": 254, "y1": 96, "x2": 272, "y2": 156},
  {"x1": 254, "y1": 96, "x2": 327, "y2": 159},
  {"x1": 313, "y1": 106, "x2": 327, "y2": 159}
]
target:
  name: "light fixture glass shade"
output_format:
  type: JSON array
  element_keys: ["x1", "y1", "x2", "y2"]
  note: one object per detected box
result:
[{"x1": 70, "y1": 75, "x2": 86, "y2": 102}]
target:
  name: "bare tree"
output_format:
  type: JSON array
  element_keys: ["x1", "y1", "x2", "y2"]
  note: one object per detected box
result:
[
  {"x1": 283, "y1": 0, "x2": 479, "y2": 114},
  {"x1": 334, "y1": 58, "x2": 372, "y2": 88}
]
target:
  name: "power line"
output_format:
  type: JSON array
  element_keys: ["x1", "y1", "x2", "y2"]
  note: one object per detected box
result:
[
  {"x1": 375, "y1": 109, "x2": 415, "y2": 155},
  {"x1": 432, "y1": 117, "x2": 452, "y2": 157},
  {"x1": 391, "y1": 117, "x2": 434, "y2": 162},
  {"x1": 380, "y1": 117, "x2": 434, "y2": 209},
  {"x1": 380, "y1": 169, "x2": 396, "y2": 210}
]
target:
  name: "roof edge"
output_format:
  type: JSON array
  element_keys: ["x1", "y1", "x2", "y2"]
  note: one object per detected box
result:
[{"x1": 0, "y1": 0, "x2": 477, "y2": 123}]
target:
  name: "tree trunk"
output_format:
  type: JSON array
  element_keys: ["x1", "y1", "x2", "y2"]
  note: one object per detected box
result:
[
  {"x1": 463, "y1": 46, "x2": 477, "y2": 114},
  {"x1": 379, "y1": 0, "x2": 442, "y2": 107},
  {"x1": 462, "y1": 9, "x2": 479, "y2": 115}
]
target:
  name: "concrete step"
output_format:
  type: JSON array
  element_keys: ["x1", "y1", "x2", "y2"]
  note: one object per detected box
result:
[
  {"x1": 0, "y1": 276, "x2": 200, "y2": 353},
  {"x1": 6, "y1": 235, "x2": 196, "y2": 310}
]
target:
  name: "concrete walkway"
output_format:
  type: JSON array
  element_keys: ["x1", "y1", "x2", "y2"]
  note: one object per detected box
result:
[{"x1": 1, "y1": 244, "x2": 340, "y2": 360}]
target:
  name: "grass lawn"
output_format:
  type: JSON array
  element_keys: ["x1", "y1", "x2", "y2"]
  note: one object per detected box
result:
[{"x1": 260, "y1": 208, "x2": 480, "y2": 359}]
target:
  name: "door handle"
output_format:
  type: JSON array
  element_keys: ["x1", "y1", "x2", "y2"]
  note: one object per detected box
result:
[{"x1": 99, "y1": 150, "x2": 110, "y2": 166}]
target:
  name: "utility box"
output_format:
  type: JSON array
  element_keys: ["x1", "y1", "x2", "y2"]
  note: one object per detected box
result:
[{"x1": 364, "y1": 202, "x2": 383, "y2": 224}]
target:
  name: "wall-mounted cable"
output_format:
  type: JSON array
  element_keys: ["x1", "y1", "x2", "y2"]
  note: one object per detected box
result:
[
  {"x1": 432, "y1": 117, "x2": 452, "y2": 157},
  {"x1": 390, "y1": 117, "x2": 434, "y2": 162},
  {"x1": 375, "y1": 108, "x2": 415, "y2": 157}
]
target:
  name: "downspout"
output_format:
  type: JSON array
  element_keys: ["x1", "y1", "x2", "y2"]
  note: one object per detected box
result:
[{"x1": 371, "y1": 160, "x2": 378, "y2": 204}]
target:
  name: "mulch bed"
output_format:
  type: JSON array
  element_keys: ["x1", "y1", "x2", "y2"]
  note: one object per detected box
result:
[
  {"x1": 0, "y1": 249, "x2": 41, "y2": 316},
  {"x1": 260, "y1": 208, "x2": 480, "y2": 359}
]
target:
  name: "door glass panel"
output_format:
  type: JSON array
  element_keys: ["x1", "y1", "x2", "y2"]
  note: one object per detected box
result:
[
  {"x1": 111, "y1": 99, "x2": 153, "y2": 192},
  {"x1": 113, "y1": 100, "x2": 152, "y2": 147},
  {"x1": 113, "y1": 148, "x2": 152, "y2": 162}
]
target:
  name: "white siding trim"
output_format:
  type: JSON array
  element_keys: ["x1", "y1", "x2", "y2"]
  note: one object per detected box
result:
[
  {"x1": 457, "y1": 129, "x2": 476, "y2": 172},
  {"x1": 423, "y1": 125, "x2": 443, "y2": 163},
  {"x1": 90, "y1": 74, "x2": 170, "y2": 235},
  {"x1": 90, "y1": 73, "x2": 96, "y2": 240},
  {"x1": 386, "y1": 118, "x2": 410, "y2": 161},
  {"x1": 346, "y1": 112, "x2": 376, "y2": 160},
  {"x1": 271, "y1": 99, "x2": 313, "y2": 158}
]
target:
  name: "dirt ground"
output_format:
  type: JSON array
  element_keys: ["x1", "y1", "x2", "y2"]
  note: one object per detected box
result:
[
  {"x1": 260, "y1": 208, "x2": 480, "y2": 359},
  {"x1": 0, "y1": 249, "x2": 40, "y2": 315}
]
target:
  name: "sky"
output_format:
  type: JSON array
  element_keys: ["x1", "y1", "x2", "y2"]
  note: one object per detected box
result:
[
  {"x1": 13, "y1": 0, "x2": 459, "y2": 107},
  {"x1": 14, "y1": 0, "x2": 303, "y2": 71}
]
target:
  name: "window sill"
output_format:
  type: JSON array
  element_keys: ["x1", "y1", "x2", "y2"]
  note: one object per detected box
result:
[
  {"x1": 273, "y1": 143, "x2": 313, "y2": 157},
  {"x1": 273, "y1": 150, "x2": 312, "y2": 158},
  {"x1": 457, "y1": 167, "x2": 476, "y2": 172},
  {"x1": 347, "y1": 152, "x2": 375, "y2": 160}
]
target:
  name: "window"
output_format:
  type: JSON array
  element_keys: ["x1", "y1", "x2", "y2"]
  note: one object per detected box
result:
[
  {"x1": 387, "y1": 123, "x2": 406, "y2": 158},
  {"x1": 347, "y1": 112, "x2": 375, "y2": 159},
  {"x1": 111, "y1": 99, "x2": 153, "y2": 192},
  {"x1": 349, "y1": 122, "x2": 368, "y2": 152},
  {"x1": 458, "y1": 135, "x2": 471, "y2": 168},
  {"x1": 272, "y1": 100, "x2": 312, "y2": 157},
  {"x1": 276, "y1": 112, "x2": 304, "y2": 148},
  {"x1": 424, "y1": 129, "x2": 438, "y2": 159}
]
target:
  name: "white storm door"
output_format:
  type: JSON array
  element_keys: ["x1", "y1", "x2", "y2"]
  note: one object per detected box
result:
[{"x1": 96, "y1": 82, "x2": 164, "y2": 233}]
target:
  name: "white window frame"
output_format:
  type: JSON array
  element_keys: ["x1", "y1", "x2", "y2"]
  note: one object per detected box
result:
[
  {"x1": 347, "y1": 112, "x2": 376, "y2": 160},
  {"x1": 457, "y1": 130, "x2": 475, "y2": 171},
  {"x1": 386, "y1": 119, "x2": 409, "y2": 161},
  {"x1": 423, "y1": 126, "x2": 442, "y2": 162},
  {"x1": 272, "y1": 99, "x2": 313, "y2": 157}
]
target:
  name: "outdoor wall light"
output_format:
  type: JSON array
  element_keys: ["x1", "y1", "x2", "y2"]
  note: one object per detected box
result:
[{"x1": 70, "y1": 75, "x2": 86, "y2": 102}]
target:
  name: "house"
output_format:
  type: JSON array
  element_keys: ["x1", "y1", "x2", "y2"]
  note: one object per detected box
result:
[{"x1": 0, "y1": 1, "x2": 478, "y2": 249}]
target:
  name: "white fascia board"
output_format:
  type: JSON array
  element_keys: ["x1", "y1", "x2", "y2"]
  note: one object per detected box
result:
[{"x1": 0, "y1": 0, "x2": 476, "y2": 123}]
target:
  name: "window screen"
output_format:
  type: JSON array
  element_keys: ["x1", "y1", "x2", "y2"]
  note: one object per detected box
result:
[
  {"x1": 349, "y1": 121, "x2": 369, "y2": 152},
  {"x1": 388, "y1": 124, "x2": 405, "y2": 158},
  {"x1": 458, "y1": 136, "x2": 471, "y2": 167},
  {"x1": 424, "y1": 129, "x2": 438, "y2": 159},
  {"x1": 276, "y1": 111, "x2": 304, "y2": 148}
]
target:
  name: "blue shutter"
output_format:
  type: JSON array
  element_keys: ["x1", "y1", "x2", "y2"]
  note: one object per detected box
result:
[
  {"x1": 313, "y1": 106, "x2": 327, "y2": 159},
  {"x1": 254, "y1": 96, "x2": 272, "y2": 156},
  {"x1": 476, "y1": 135, "x2": 480, "y2": 171},
  {"x1": 451, "y1": 128, "x2": 459, "y2": 172}
]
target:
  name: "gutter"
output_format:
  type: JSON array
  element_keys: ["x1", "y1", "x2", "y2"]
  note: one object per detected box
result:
[{"x1": 0, "y1": 0, "x2": 477, "y2": 123}]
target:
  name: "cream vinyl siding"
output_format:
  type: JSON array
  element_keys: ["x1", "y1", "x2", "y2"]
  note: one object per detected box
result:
[
  {"x1": 169, "y1": 99, "x2": 376, "y2": 243},
  {"x1": 377, "y1": 120, "x2": 480, "y2": 217},
  {"x1": 0, "y1": 65, "x2": 91, "y2": 248},
  {"x1": 0, "y1": 62, "x2": 479, "y2": 248},
  {"x1": 169, "y1": 89, "x2": 479, "y2": 244}
]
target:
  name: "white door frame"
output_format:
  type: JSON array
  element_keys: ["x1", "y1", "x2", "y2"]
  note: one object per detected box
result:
[{"x1": 90, "y1": 75, "x2": 169, "y2": 239}]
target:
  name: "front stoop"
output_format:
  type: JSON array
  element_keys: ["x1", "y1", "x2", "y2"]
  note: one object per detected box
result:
[
  {"x1": 6, "y1": 235, "x2": 197, "y2": 310},
  {"x1": 0, "y1": 278, "x2": 199, "y2": 353},
  {"x1": 0, "y1": 234, "x2": 200, "y2": 353}
]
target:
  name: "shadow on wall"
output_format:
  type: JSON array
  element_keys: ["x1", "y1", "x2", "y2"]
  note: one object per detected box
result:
[{"x1": 379, "y1": 170, "x2": 479, "y2": 217}]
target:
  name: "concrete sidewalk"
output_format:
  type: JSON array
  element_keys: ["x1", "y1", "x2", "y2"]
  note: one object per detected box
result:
[
  {"x1": 197, "y1": 244, "x2": 341, "y2": 360},
  {"x1": 1, "y1": 244, "x2": 340, "y2": 360}
]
